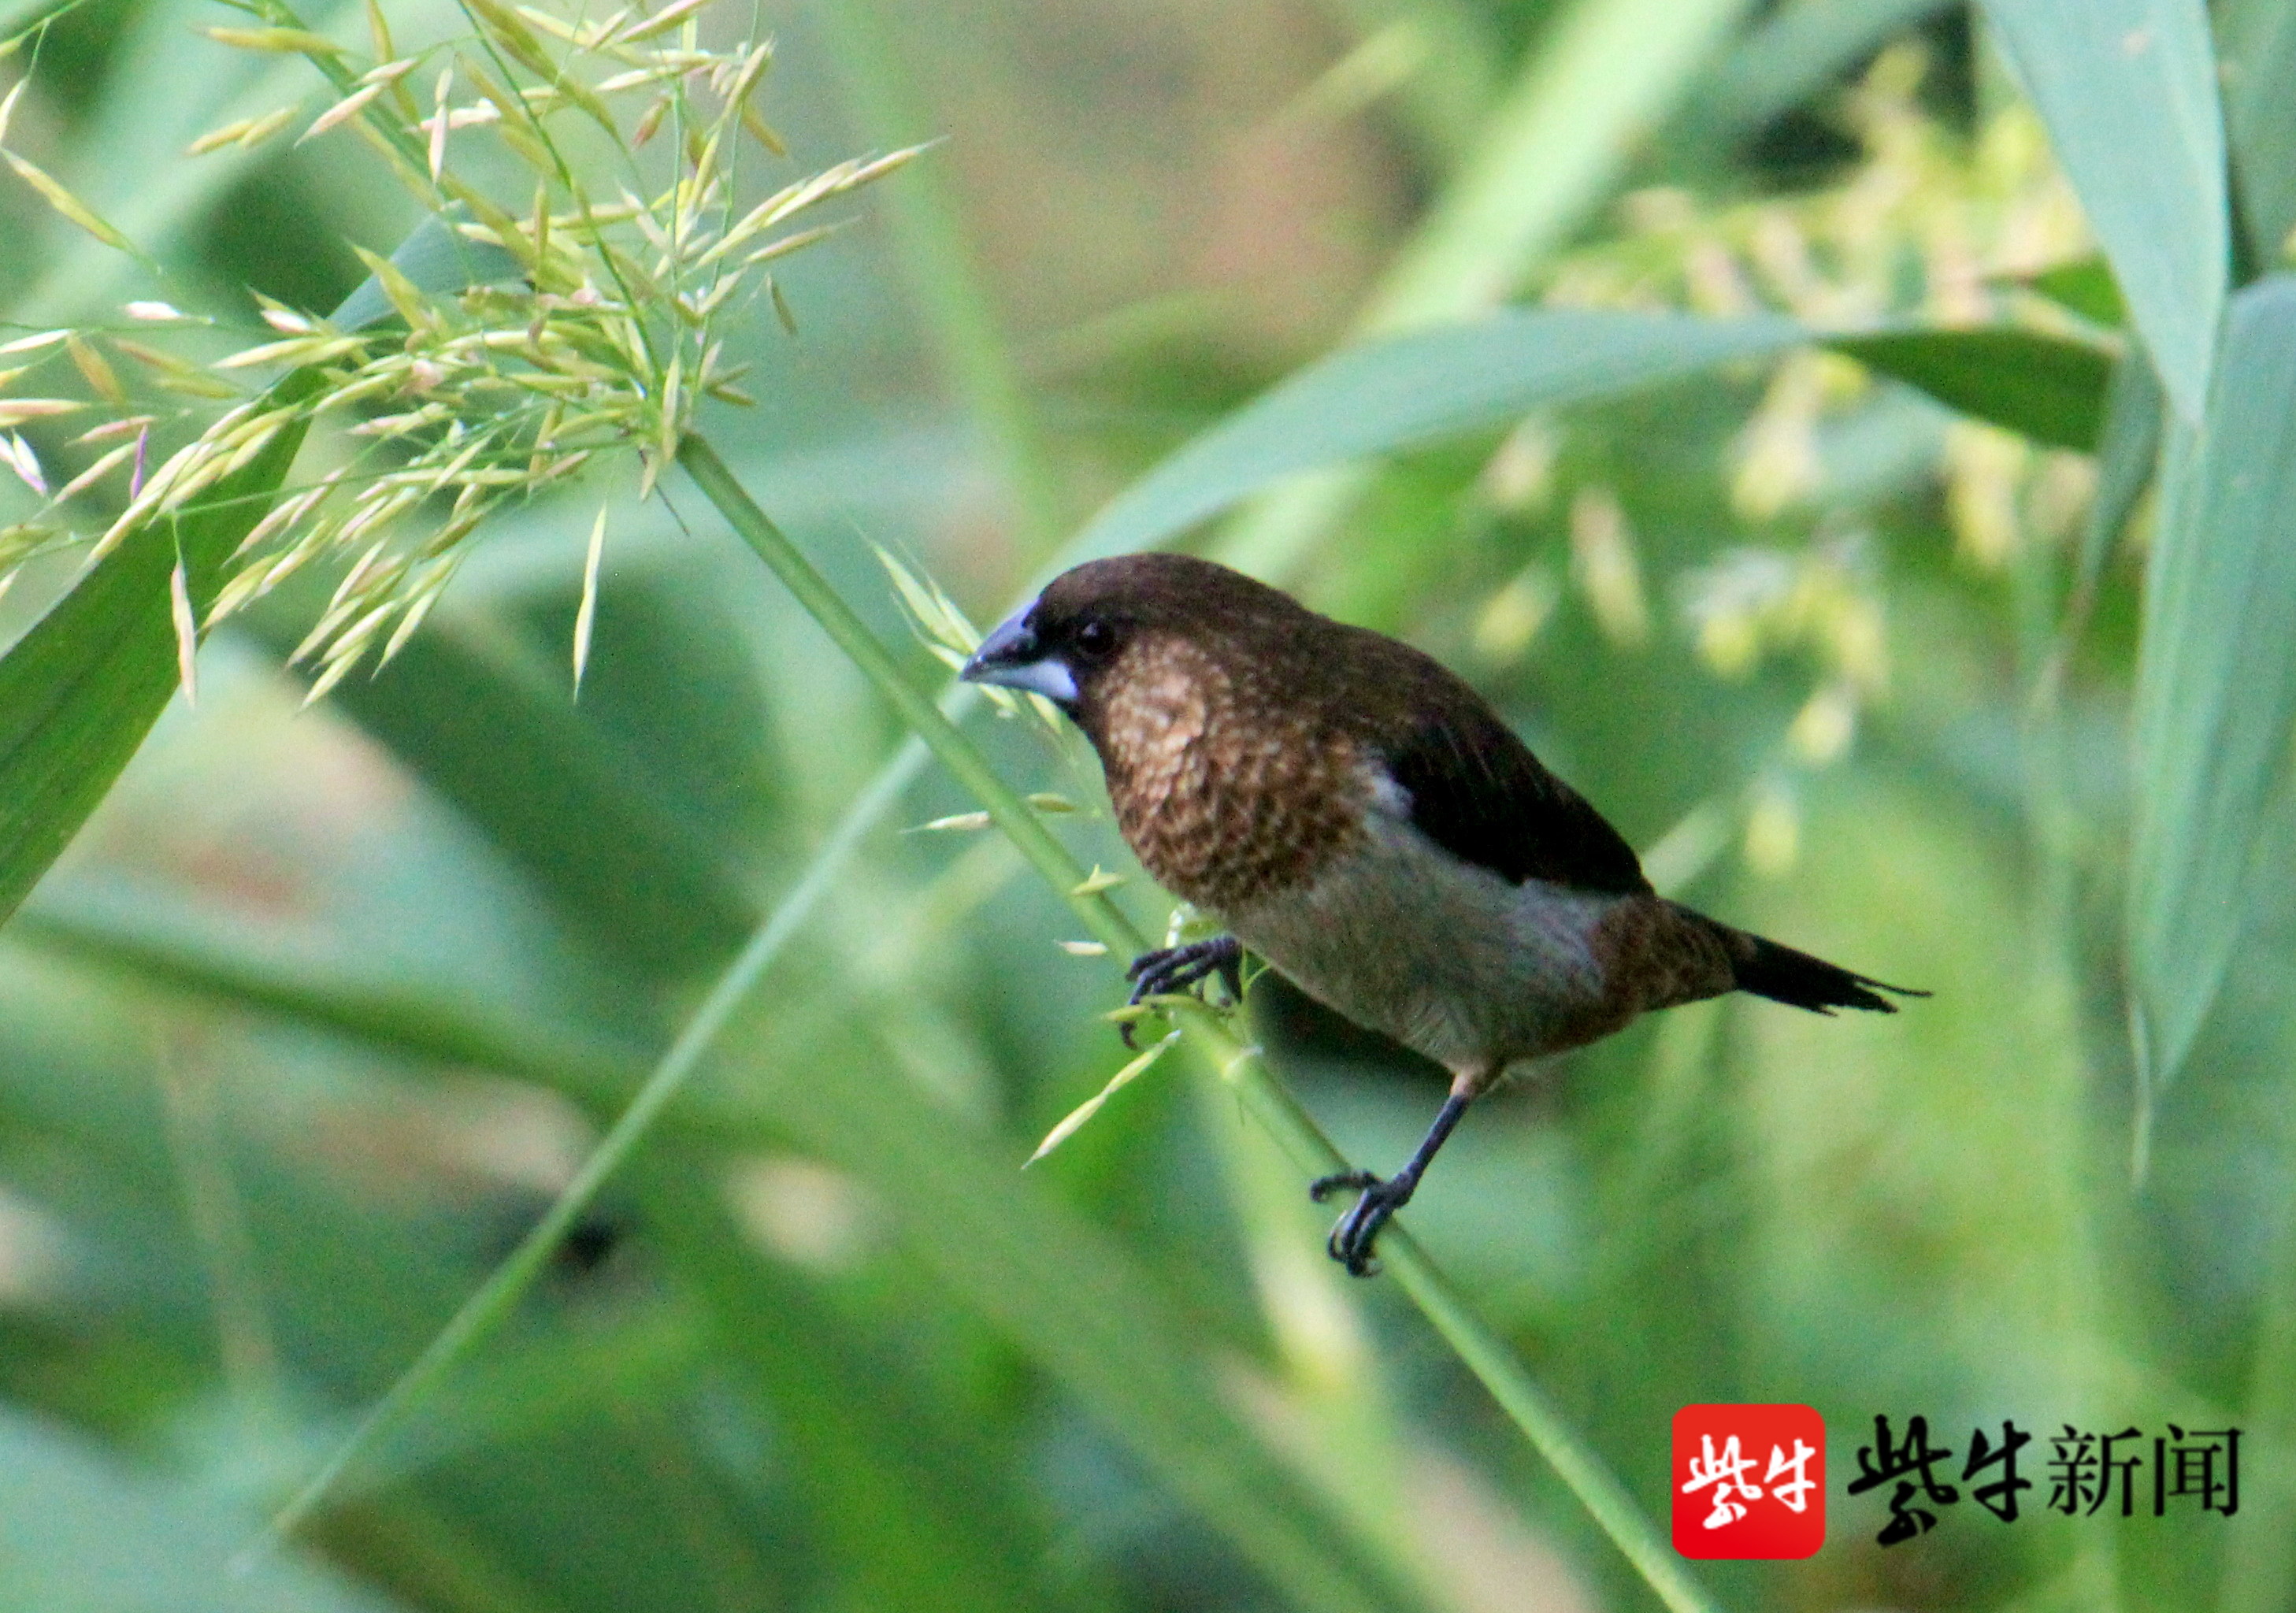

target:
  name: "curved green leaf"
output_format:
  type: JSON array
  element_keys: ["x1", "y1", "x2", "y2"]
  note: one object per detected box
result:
[
  {"x1": 2075, "y1": 344, "x2": 2164, "y2": 598},
  {"x1": 0, "y1": 370, "x2": 318, "y2": 926},
  {"x1": 1827, "y1": 327, "x2": 2113, "y2": 451},
  {"x1": 2020, "y1": 255, "x2": 2125, "y2": 328},
  {"x1": 1063, "y1": 310, "x2": 2110, "y2": 565},
  {"x1": 2219, "y1": 0, "x2": 2296, "y2": 269},
  {"x1": 1684, "y1": 0, "x2": 1956, "y2": 147},
  {"x1": 0, "y1": 202, "x2": 515, "y2": 935},
  {"x1": 329, "y1": 211, "x2": 526, "y2": 332},
  {"x1": 2129, "y1": 276, "x2": 2296, "y2": 1094},
  {"x1": 1975, "y1": 0, "x2": 2226, "y2": 423},
  {"x1": 1066, "y1": 311, "x2": 1805, "y2": 564},
  {"x1": 0, "y1": 1407, "x2": 409, "y2": 1613}
]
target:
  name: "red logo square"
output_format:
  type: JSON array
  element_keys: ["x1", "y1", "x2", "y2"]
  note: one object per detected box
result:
[{"x1": 1673, "y1": 1404, "x2": 1827, "y2": 1559}]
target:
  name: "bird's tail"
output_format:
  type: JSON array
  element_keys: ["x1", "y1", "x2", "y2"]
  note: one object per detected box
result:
[{"x1": 1699, "y1": 914, "x2": 1925, "y2": 1014}]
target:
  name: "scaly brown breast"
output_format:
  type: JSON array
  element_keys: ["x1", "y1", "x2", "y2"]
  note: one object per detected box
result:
[{"x1": 1095, "y1": 640, "x2": 1367, "y2": 911}]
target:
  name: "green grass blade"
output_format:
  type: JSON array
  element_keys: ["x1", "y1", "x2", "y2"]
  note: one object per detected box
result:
[
  {"x1": 8, "y1": 0, "x2": 377, "y2": 324},
  {"x1": 2217, "y1": 0, "x2": 2296, "y2": 271},
  {"x1": 639, "y1": 1170, "x2": 1078, "y2": 1613},
  {"x1": 328, "y1": 210, "x2": 525, "y2": 332},
  {"x1": 2073, "y1": 346, "x2": 2164, "y2": 610},
  {"x1": 2022, "y1": 254, "x2": 2126, "y2": 328},
  {"x1": 0, "y1": 369, "x2": 318, "y2": 927},
  {"x1": 0, "y1": 1407, "x2": 399, "y2": 1613},
  {"x1": 1682, "y1": 0, "x2": 1957, "y2": 149},
  {"x1": 1975, "y1": 0, "x2": 2227, "y2": 422},
  {"x1": 1827, "y1": 327, "x2": 2114, "y2": 451},
  {"x1": 1075, "y1": 310, "x2": 1804, "y2": 564},
  {"x1": 239, "y1": 601, "x2": 762, "y2": 980},
  {"x1": 2128, "y1": 277, "x2": 2296, "y2": 1097},
  {"x1": 1051, "y1": 310, "x2": 2104, "y2": 569},
  {"x1": 648, "y1": 1060, "x2": 1422, "y2": 1613},
  {"x1": 0, "y1": 202, "x2": 524, "y2": 937},
  {"x1": 13, "y1": 884, "x2": 652, "y2": 1099},
  {"x1": 1316, "y1": 0, "x2": 1506, "y2": 170},
  {"x1": 63, "y1": 843, "x2": 1425, "y2": 1613}
]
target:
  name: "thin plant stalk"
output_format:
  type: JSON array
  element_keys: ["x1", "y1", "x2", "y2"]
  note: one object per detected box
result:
[{"x1": 254, "y1": 698, "x2": 932, "y2": 1552}]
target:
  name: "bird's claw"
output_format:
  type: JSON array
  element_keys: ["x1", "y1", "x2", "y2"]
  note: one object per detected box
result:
[
  {"x1": 1118, "y1": 936, "x2": 1244, "y2": 1047},
  {"x1": 1310, "y1": 1170, "x2": 1413, "y2": 1277}
]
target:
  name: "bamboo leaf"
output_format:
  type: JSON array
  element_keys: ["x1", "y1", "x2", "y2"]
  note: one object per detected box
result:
[
  {"x1": 1826, "y1": 327, "x2": 2114, "y2": 451},
  {"x1": 1059, "y1": 311, "x2": 2110, "y2": 565},
  {"x1": 330, "y1": 210, "x2": 527, "y2": 333},
  {"x1": 1683, "y1": 0, "x2": 1956, "y2": 146},
  {"x1": 2217, "y1": 0, "x2": 2296, "y2": 266},
  {"x1": 2128, "y1": 277, "x2": 2296, "y2": 1100},
  {"x1": 0, "y1": 371, "x2": 317, "y2": 926},
  {"x1": 1065, "y1": 310, "x2": 1805, "y2": 564},
  {"x1": 2020, "y1": 254, "x2": 2125, "y2": 328},
  {"x1": 2074, "y1": 345, "x2": 2164, "y2": 604},
  {"x1": 1974, "y1": 0, "x2": 2226, "y2": 422}
]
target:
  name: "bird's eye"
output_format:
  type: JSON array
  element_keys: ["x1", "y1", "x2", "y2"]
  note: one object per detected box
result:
[{"x1": 1073, "y1": 617, "x2": 1118, "y2": 658}]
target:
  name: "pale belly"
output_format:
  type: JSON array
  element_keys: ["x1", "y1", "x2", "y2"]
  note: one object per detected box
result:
[{"x1": 1219, "y1": 810, "x2": 1638, "y2": 1082}]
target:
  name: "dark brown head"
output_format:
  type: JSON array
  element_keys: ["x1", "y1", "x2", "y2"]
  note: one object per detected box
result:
[
  {"x1": 961, "y1": 554, "x2": 1376, "y2": 905},
  {"x1": 959, "y1": 554, "x2": 1318, "y2": 734}
]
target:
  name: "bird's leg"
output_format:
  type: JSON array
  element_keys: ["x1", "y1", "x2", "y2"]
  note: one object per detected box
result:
[
  {"x1": 1120, "y1": 935, "x2": 1245, "y2": 1047},
  {"x1": 1310, "y1": 1087, "x2": 1474, "y2": 1277}
]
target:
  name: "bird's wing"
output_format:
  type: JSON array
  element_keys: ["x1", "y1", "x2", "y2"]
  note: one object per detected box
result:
[{"x1": 1373, "y1": 693, "x2": 1652, "y2": 896}]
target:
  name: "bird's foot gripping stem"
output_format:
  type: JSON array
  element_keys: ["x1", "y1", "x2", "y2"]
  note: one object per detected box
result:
[
  {"x1": 1306, "y1": 1089, "x2": 1473, "y2": 1277},
  {"x1": 1120, "y1": 935, "x2": 1244, "y2": 1047},
  {"x1": 1310, "y1": 1170, "x2": 1418, "y2": 1277}
]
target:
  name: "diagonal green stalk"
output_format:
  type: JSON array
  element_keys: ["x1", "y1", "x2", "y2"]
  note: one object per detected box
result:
[
  {"x1": 254, "y1": 687, "x2": 933, "y2": 1552},
  {"x1": 675, "y1": 433, "x2": 1722, "y2": 1613},
  {"x1": 264, "y1": 432, "x2": 1717, "y2": 1613}
]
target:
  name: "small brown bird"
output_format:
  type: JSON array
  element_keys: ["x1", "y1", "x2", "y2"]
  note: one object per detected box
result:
[{"x1": 962, "y1": 554, "x2": 1920, "y2": 1275}]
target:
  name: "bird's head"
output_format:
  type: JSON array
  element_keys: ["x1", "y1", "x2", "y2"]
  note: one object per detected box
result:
[{"x1": 959, "y1": 553, "x2": 1311, "y2": 725}]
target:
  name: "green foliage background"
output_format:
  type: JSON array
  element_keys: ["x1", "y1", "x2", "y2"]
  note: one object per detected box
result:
[{"x1": 0, "y1": 1, "x2": 2290, "y2": 1610}]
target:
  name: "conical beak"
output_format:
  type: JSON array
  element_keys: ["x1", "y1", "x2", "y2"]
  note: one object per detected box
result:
[{"x1": 960, "y1": 601, "x2": 1078, "y2": 706}]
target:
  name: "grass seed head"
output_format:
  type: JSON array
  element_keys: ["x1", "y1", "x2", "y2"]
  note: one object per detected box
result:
[{"x1": 0, "y1": 0, "x2": 914, "y2": 688}]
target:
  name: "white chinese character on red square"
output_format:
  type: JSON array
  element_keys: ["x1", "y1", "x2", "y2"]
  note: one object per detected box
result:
[{"x1": 1673, "y1": 1406, "x2": 1827, "y2": 1559}]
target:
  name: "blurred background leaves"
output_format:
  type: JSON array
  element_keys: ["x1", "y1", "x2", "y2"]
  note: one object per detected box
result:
[{"x1": 0, "y1": 1, "x2": 2291, "y2": 1611}]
